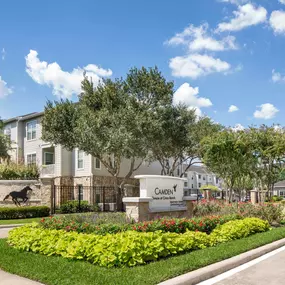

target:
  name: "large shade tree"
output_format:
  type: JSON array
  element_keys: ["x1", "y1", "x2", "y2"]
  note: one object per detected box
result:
[{"x1": 42, "y1": 67, "x2": 175, "y2": 208}]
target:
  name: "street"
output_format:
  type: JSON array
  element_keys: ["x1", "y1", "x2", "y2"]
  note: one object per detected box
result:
[
  {"x1": 0, "y1": 228, "x2": 12, "y2": 239},
  {"x1": 199, "y1": 246, "x2": 285, "y2": 285}
]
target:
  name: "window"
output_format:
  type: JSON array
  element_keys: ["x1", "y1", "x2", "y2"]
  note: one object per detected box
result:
[
  {"x1": 78, "y1": 185, "x2": 83, "y2": 200},
  {"x1": 280, "y1": 191, "x2": 285, "y2": 197},
  {"x1": 198, "y1": 174, "x2": 201, "y2": 179},
  {"x1": 77, "y1": 150, "x2": 84, "y2": 169},
  {"x1": 184, "y1": 173, "x2": 187, "y2": 178},
  {"x1": 95, "y1": 158, "x2": 101, "y2": 169},
  {"x1": 44, "y1": 152, "x2": 54, "y2": 165},
  {"x1": 192, "y1": 184, "x2": 194, "y2": 188},
  {"x1": 27, "y1": 153, "x2": 36, "y2": 165},
  {"x1": 203, "y1": 176, "x2": 206, "y2": 180},
  {"x1": 184, "y1": 182, "x2": 187, "y2": 187},
  {"x1": 198, "y1": 182, "x2": 201, "y2": 188},
  {"x1": 192, "y1": 176, "x2": 194, "y2": 180},
  {"x1": 177, "y1": 168, "x2": 180, "y2": 176},
  {"x1": 27, "y1": 121, "x2": 37, "y2": 140}
]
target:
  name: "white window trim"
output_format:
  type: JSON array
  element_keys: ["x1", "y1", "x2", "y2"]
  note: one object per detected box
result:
[
  {"x1": 26, "y1": 120, "x2": 37, "y2": 141},
  {"x1": 77, "y1": 150, "x2": 84, "y2": 170},
  {"x1": 43, "y1": 152, "x2": 54, "y2": 165},
  {"x1": 94, "y1": 157, "x2": 101, "y2": 170},
  {"x1": 26, "y1": 152, "x2": 37, "y2": 165}
]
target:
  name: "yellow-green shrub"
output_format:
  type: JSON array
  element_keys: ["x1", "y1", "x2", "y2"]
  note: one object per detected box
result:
[
  {"x1": 8, "y1": 218, "x2": 270, "y2": 267},
  {"x1": 211, "y1": 218, "x2": 270, "y2": 243}
]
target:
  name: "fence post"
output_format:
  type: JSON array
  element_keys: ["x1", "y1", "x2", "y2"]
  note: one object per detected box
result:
[
  {"x1": 78, "y1": 185, "x2": 81, "y2": 212},
  {"x1": 102, "y1": 186, "x2": 105, "y2": 212}
]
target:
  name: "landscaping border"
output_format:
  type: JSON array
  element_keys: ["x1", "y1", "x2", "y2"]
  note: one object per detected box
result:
[
  {"x1": 1, "y1": 228, "x2": 285, "y2": 285},
  {"x1": 159, "y1": 237, "x2": 285, "y2": 285}
]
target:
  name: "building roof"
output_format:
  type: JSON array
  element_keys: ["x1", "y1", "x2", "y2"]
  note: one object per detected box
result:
[
  {"x1": 274, "y1": 180, "x2": 285, "y2": 188},
  {"x1": 184, "y1": 164, "x2": 213, "y2": 175},
  {"x1": 4, "y1": 111, "x2": 44, "y2": 124}
]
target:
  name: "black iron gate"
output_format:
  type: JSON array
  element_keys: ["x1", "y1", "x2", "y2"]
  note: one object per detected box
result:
[{"x1": 51, "y1": 185, "x2": 121, "y2": 214}]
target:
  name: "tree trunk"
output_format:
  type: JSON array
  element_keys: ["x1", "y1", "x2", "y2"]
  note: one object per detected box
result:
[{"x1": 114, "y1": 178, "x2": 123, "y2": 211}]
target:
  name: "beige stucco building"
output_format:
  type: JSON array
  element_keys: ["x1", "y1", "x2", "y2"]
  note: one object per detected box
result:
[{"x1": 3, "y1": 112, "x2": 162, "y2": 189}]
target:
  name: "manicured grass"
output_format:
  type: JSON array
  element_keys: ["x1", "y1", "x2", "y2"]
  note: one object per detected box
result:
[
  {"x1": 0, "y1": 217, "x2": 43, "y2": 225},
  {"x1": 1, "y1": 228, "x2": 285, "y2": 285}
]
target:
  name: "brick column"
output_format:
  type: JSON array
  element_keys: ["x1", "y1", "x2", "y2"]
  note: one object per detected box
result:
[
  {"x1": 250, "y1": 190, "x2": 258, "y2": 204},
  {"x1": 122, "y1": 197, "x2": 153, "y2": 222},
  {"x1": 183, "y1": 196, "x2": 195, "y2": 218}
]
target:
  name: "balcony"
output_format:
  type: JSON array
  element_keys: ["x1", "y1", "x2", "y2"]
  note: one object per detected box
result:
[
  {"x1": 41, "y1": 146, "x2": 55, "y2": 177},
  {"x1": 41, "y1": 164, "x2": 55, "y2": 177}
]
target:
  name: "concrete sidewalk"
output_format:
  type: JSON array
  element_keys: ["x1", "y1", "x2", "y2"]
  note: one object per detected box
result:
[
  {"x1": 0, "y1": 228, "x2": 14, "y2": 239},
  {"x1": 0, "y1": 269, "x2": 44, "y2": 285},
  {"x1": 0, "y1": 226, "x2": 44, "y2": 284}
]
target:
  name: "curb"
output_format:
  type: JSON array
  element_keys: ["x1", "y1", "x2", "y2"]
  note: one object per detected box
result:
[
  {"x1": 158, "y1": 238, "x2": 285, "y2": 285},
  {"x1": 0, "y1": 224, "x2": 23, "y2": 229}
]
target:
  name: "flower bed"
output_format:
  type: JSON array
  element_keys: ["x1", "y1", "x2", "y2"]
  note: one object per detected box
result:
[
  {"x1": 39, "y1": 214, "x2": 242, "y2": 235},
  {"x1": 193, "y1": 200, "x2": 284, "y2": 224},
  {"x1": 8, "y1": 218, "x2": 270, "y2": 267}
]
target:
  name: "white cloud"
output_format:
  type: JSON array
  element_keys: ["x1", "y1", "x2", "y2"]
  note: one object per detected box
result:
[
  {"x1": 272, "y1": 69, "x2": 285, "y2": 82},
  {"x1": 169, "y1": 54, "x2": 231, "y2": 79},
  {"x1": 1, "y1": 48, "x2": 5, "y2": 60},
  {"x1": 217, "y1": 4, "x2": 267, "y2": 32},
  {"x1": 173, "y1": 83, "x2": 212, "y2": 117},
  {"x1": 228, "y1": 105, "x2": 239, "y2": 112},
  {"x1": 232, "y1": 123, "x2": 245, "y2": 132},
  {"x1": 279, "y1": 0, "x2": 285, "y2": 5},
  {"x1": 25, "y1": 50, "x2": 112, "y2": 99},
  {"x1": 166, "y1": 23, "x2": 237, "y2": 52},
  {"x1": 219, "y1": 0, "x2": 249, "y2": 4},
  {"x1": 254, "y1": 103, "x2": 279, "y2": 119},
  {"x1": 0, "y1": 76, "x2": 13, "y2": 98},
  {"x1": 270, "y1": 10, "x2": 285, "y2": 34}
]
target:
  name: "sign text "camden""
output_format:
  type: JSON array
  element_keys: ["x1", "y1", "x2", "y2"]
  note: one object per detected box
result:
[{"x1": 154, "y1": 184, "x2": 177, "y2": 196}]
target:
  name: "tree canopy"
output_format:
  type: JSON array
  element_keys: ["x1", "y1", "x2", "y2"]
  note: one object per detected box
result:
[
  {"x1": 201, "y1": 126, "x2": 285, "y2": 201},
  {"x1": 42, "y1": 67, "x2": 179, "y2": 205}
]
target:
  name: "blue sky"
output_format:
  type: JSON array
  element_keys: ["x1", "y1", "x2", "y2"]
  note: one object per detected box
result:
[{"x1": 1, "y1": 0, "x2": 285, "y2": 129}]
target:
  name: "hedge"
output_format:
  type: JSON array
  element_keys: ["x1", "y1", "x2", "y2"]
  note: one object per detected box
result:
[
  {"x1": 8, "y1": 218, "x2": 270, "y2": 267},
  {"x1": 59, "y1": 200, "x2": 100, "y2": 214},
  {"x1": 0, "y1": 206, "x2": 50, "y2": 220}
]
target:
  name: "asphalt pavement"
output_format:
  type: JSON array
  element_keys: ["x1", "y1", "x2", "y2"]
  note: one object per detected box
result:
[{"x1": 202, "y1": 247, "x2": 285, "y2": 285}]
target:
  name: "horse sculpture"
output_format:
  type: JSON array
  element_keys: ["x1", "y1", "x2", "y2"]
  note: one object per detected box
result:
[{"x1": 3, "y1": 186, "x2": 33, "y2": 206}]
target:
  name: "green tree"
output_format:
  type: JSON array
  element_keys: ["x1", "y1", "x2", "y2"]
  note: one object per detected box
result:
[
  {"x1": 201, "y1": 130, "x2": 255, "y2": 202},
  {"x1": 149, "y1": 105, "x2": 197, "y2": 176},
  {"x1": 0, "y1": 118, "x2": 10, "y2": 160},
  {"x1": 181, "y1": 116, "x2": 223, "y2": 177},
  {"x1": 247, "y1": 125, "x2": 285, "y2": 197},
  {"x1": 42, "y1": 67, "x2": 174, "y2": 208}
]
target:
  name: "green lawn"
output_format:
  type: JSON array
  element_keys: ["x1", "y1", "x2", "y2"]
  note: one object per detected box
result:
[
  {"x1": 1, "y1": 227, "x2": 285, "y2": 285},
  {"x1": 0, "y1": 217, "x2": 42, "y2": 225}
]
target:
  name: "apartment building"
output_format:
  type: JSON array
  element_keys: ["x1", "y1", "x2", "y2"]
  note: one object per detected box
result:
[
  {"x1": 182, "y1": 165, "x2": 222, "y2": 197},
  {"x1": 3, "y1": 112, "x2": 162, "y2": 188}
]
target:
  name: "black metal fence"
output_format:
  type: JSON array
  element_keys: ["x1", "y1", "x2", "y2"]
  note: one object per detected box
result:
[{"x1": 51, "y1": 185, "x2": 121, "y2": 214}]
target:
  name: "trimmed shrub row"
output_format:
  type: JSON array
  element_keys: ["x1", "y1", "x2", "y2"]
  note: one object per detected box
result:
[
  {"x1": 59, "y1": 200, "x2": 100, "y2": 214},
  {"x1": 39, "y1": 214, "x2": 242, "y2": 235},
  {"x1": 8, "y1": 218, "x2": 270, "y2": 267},
  {"x1": 0, "y1": 206, "x2": 50, "y2": 220}
]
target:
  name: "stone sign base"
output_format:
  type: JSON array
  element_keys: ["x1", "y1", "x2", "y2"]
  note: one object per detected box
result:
[{"x1": 123, "y1": 196, "x2": 195, "y2": 222}]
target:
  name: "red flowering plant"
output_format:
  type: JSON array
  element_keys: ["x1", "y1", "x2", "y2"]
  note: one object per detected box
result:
[{"x1": 39, "y1": 214, "x2": 241, "y2": 235}]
